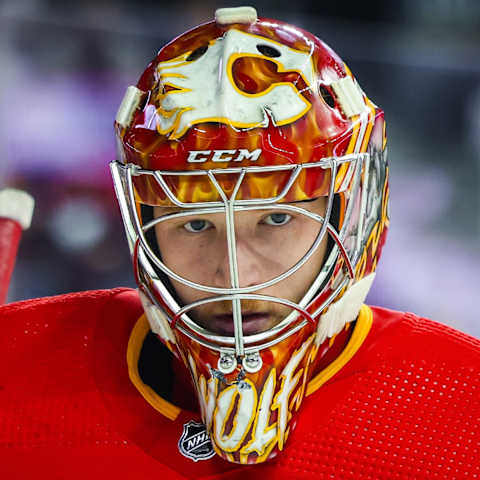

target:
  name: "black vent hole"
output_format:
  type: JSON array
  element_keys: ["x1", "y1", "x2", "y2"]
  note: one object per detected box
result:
[
  {"x1": 320, "y1": 85, "x2": 336, "y2": 108},
  {"x1": 256, "y1": 44, "x2": 281, "y2": 58},
  {"x1": 186, "y1": 45, "x2": 208, "y2": 62}
]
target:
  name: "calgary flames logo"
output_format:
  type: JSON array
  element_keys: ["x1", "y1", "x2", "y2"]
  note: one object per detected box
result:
[{"x1": 155, "y1": 29, "x2": 315, "y2": 139}]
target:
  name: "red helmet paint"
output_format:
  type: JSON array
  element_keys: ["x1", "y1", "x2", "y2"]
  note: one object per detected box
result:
[{"x1": 112, "y1": 6, "x2": 389, "y2": 464}]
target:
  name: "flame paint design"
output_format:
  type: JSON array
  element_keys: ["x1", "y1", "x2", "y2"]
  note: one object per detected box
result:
[
  {"x1": 179, "y1": 323, "x2": 319, "y2": 464},
  {"x1": 117, "y1": 20, "x2": 362, "y2": 206},
  {"x1": 153, "y1": 30, "x2": 316, "y2": 140},
  {"x1": 117, "y1": 16, "x2": 390, "y2": 465}
]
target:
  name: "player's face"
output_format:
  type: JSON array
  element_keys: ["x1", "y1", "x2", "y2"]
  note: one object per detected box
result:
[{"x1": 154, "y1": 198, "x2": 328, "y2": 336}]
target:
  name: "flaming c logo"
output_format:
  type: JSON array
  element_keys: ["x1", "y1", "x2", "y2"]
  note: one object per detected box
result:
[{"x1": 155, "y1": 29, "x2": 315, "y2": 139}]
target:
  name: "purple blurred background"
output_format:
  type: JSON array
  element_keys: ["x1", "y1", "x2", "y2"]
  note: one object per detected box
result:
[{"x1": 2, "y1": 0, "x2": 479, "y2": 337}]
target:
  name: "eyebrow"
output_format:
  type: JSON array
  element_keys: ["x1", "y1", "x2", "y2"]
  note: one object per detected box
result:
[{"x1": 153, "y1": 197, "x2": 322, "y2": 215}]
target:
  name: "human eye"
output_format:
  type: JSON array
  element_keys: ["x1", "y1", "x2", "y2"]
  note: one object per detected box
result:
[
  {"x1": 262, "y1": 212, "x2": 292, "y2": 226},
  {"x1": 183, "y1": 219, "x2": 213, "y2": 233}
]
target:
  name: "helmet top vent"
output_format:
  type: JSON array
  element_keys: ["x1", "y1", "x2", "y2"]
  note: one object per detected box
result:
[{"x1": 215, "y1": 6, "x2": 258, "y2": 25}]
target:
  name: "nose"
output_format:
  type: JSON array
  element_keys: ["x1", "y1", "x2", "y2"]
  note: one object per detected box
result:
[{"x1": 213, "y1": 234, "x2": 264, "y2": 289}]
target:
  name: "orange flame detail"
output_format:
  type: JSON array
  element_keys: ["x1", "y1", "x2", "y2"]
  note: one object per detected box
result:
[{"x1": 121, "y1": 23, "x2": 376, "y2": 207}]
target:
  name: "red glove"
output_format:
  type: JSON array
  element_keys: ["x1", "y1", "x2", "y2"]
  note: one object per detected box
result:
[{"x1": 0, "y1": 189, "x2": 34, "y2": 304}]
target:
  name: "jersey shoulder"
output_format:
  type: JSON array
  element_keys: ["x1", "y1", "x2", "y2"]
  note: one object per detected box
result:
[
  {"x1": 0, "y1": 287, "x2": 141, "y2": 325},
  {"x1": 0, "y1": 289, "x2": 172, "y2": 478},
  {"x1": 280, "y1": 306, "x2": 480, "y2": 479},
  {"x1": 0, "y1": 287, "x2": 144, "y2": 378},
  {"x1": 0, "y1": 290, "x2": 241, "y2": 479},
  {"x1": 366, "y1": 305, "x2": 480, "y2": 364}
]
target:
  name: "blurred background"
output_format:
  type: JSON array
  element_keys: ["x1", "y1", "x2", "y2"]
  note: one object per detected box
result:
[{"x1": 1, "y1": 0, "x2": 479, "y2": 336}]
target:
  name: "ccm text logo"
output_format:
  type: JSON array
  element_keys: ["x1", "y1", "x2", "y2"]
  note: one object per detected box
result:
[{"x1": 187, "y1": 148, "x2": 262, "y2": 163}]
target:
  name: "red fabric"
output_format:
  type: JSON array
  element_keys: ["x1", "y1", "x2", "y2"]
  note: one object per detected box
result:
[{"x1": 0, "y1": 288, "x2": 479, "y2": 479}]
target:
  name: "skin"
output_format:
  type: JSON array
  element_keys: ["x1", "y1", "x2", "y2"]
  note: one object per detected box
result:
[{"x1": 154, "y1": 197, "x2": 328, "y2": 336}]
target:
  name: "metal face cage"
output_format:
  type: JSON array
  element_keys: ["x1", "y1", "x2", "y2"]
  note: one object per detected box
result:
[{"x1": 111, "y1": 153, "x2": 369, "y2": 371}]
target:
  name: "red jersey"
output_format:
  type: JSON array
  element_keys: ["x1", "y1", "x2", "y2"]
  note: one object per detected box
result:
[{"x1": 0, "y1": 288, "x2": 479, "y2": 479}]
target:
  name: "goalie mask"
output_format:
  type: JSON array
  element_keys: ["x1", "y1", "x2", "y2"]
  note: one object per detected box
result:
[{"x1": 111, "y1": 6, "x2": 389, "y2": 464}]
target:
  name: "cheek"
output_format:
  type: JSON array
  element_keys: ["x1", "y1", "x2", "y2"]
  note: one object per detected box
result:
[
  {"x1": 308, "y1": 232, "x2": 329, "y2": 283},
  {"x1": 292, "y1": 234, "x2": 328, "y2": 292},
  {"x1": 156, "y1": 236, "x2": 214, "y2": 305},
  {"x1": 170, "y1": 278, "x2": 200, "y2": 305},
  {"x1": 155, "y1": 229, "x2": 218, "y2": 284},
  {"x1": 285, "y1": 220, "x2": 326, "y2": 268},
  {"x1": 155, "y1": 230, "x2": 183, "y2": 271}
]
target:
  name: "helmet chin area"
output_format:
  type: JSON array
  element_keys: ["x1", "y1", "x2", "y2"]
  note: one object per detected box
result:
[
  {"x1": 112, "y1": 155, "x2": 366, "y2": 463},
  {"x1": 139, "y1": 287, "x2": 321, "y2": 464},
  {"x1": 179, "y1": 315, "x2": 319, "y2": 464}
]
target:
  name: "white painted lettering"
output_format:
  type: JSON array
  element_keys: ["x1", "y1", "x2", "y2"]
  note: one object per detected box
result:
[
  {"x1": 189, "y1": 335, "x2": 316, "y2": 462},
  {"x1": 213, "y1": 380, "x2": 257, "y2": 452},
  {"x1": 187, "y1": 148, "x2": 262, "y2": 163},
  {"x1": 187, "y1": 150, "x2": 211, "y2": 162},
  {"x1": 188, "y1": 355, "x2": 218, "y2": 430},
  {"x1": 241, "y1": 369, "x2": 277, "y2": 456},
  {"x1": 233, "y1": 148, "x2": 262, "y2": 162},
  {"x1": 272, "y1": 335, "x2": 314, "y2": 450},
  {"x1": 211, "y1": 149, "x2": 237, "y2": 162}
]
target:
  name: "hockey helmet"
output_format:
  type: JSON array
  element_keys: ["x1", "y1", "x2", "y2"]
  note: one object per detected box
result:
[{"x1": 111, "y1": 6, "x2": 388, "y2": 464}]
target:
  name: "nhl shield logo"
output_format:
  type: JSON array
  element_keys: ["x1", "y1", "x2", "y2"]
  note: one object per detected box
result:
[{"x1": 178, "y1": 420, "x2": 215, "y2": 462}]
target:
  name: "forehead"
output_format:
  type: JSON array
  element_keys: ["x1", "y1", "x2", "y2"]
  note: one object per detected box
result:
[{"x1": 153, "y1": 197, "x2": 327, "y2": 217}]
